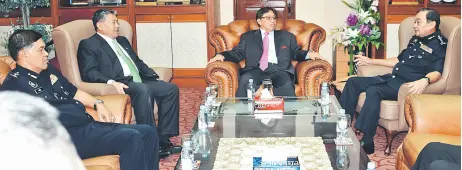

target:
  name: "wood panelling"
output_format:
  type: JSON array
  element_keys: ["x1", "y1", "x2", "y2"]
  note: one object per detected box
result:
[
  {"x1": 134, "y1": 5, "x2": 206, "y2": 15},
  {"x1": 59, "y1": 5, "x2": 129, "y2": 15},
  {"x1": 387, "y1": 15, "x2": 413, "y2": 24},
  {"x1": 387, "y1": 4, "x2": 425, "y2": 15},
  {"x1": 171, "y1": 14, "x2": 206, "y2": 22},
  {"x1": 171, "y1": 78, "x2": 207, "y2": 88},
  {"x1": 117, "y1": 15, "x2": 129, "y2": 22},
  {"x1": 173, "y1": 68, "x2": 205, "y2": 78},
  {"x1": 136, "y1": 15, "x2": 170, "y2": 23},
  {"x1": 0, "y1": 17, "x2": 54, "y2": 25},
  {"x1": 0, "y1": 7, "x2": 51, "y2": 18}
]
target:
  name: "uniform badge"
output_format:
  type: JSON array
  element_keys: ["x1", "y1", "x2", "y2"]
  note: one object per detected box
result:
[
  {"x1": 420, "y1": 44, "x2": 433, "y2": 54},
  {"x1": 9, "y1": 72, "x2": 19, "y2": 78},
  {"x1": 438, "y1": 35, "x2": 447, "y2": 45},
  {"x1": 34, "y1": 87, "x2": 45, "y2": 94},
  {"x1": 27, "y1": 73, "x2": 37, "y2": 79},
  {"x1": 50, "y1": 74, "x2": 58, "y2": 85},
  {"x1": 428, "y1": 35, "x2": 435, "y2": 40},
  {"x1": 54, "y1": 93, "x2": 59, "y2": 99},
  {"x1": 28, "y1": 81, "x2": 38, "y2": 88}
]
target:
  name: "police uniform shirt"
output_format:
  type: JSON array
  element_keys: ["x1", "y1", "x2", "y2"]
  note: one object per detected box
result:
[
  {"x1": 0, "y1": 64, "x2": 93, "y2": 128},
  {"x1": 384, "y1": 30, "x2": 447, "y2": 91}
]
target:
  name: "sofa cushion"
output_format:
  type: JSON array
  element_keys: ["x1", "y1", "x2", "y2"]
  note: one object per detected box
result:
[
  {"x1": 402, "y1": 133, "x2": 461, "y2": 167},
  {"x1": 356, "y1": 92, "x2": 399, "y2": 120},
  {"x1": 151, "y1": 67, "x2": 172, "y2": 82}
]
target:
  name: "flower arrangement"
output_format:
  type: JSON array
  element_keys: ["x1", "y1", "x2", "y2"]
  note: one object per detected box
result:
[{"x1": 331, "y1": 0, "x2": 383, "y2": 75}]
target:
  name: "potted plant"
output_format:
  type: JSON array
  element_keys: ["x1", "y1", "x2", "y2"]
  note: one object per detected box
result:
[
  {"x1": 331, "y1": 0, "x2": 383, "y2": 75},
  {"x1": 0, "y1": 0, "x2": 54, "y2": 58}
]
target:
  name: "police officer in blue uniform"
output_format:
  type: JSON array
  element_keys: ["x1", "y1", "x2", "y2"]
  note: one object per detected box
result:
[
  {"x1": 1, "y1": 30, "x2": 160, "y2": 170},
  {"x1": 340, "y1": 8, "x2": 447, "y2": 154}
]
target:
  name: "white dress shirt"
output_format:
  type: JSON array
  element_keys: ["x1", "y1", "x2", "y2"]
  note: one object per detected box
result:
[{"x1": 97, "y1": 33, "x2": 139, "y2": 84}]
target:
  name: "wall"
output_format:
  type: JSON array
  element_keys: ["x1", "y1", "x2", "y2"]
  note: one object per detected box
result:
[{"x1": 218, "y1": 0, "x2": 353, "y2": 64}]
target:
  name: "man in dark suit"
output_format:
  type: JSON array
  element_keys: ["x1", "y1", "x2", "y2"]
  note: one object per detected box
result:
[
  {"x1": 2, "y1": 30, "x2": 159, "y2": 170},
  {"x1": 77, "y1": 9, "x2": 181, "y2": 156},
  {"x1": 208, "y1": 7, "x2": 325, "y2": 97}
]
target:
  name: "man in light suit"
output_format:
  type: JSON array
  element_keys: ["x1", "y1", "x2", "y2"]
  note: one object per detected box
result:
[
  {"x1": 208, "y1": 7, "x2": 325, "y2": 97},
  {"x1": 77, "y1": 9, "x2": 181, "y2": 157}
]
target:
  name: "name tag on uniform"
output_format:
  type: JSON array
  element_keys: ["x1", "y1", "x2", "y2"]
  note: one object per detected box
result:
[
  {"x1": 34, "y1": 87, "x2": 45, "y2": 94},
  {"x1": 420, "y1": 44, "x2": 433, "y2": 54}
]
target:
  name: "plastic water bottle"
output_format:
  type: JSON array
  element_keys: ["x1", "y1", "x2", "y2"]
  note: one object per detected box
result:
[
  {"x1": 198, "y1": 105, "x2": 208, "y2": 129},
  {"x1": 367, "y1": 162, "x2": 376, "y2": 170},
  {"x1": 194, "y1": 128, "x2": 212, "y2": 159},
  {"x1": 181, "y1": 141, "x2": 194, "y2": 170},
  {"x1": 247, "y1": 79, "x2": 255, "y2": 100},
  {"x1": 321, "y1": 82, "x2": 330, "y2": 103},
  {"x1": 337, "y1": 109, "x2": 346, "y2": 136}
]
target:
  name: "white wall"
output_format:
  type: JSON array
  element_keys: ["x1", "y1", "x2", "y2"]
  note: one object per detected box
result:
[{"x1": 218, "y1": 0, "x2": 353, "y2": 64}]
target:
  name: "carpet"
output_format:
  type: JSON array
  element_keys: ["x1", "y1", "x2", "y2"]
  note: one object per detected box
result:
[{"x1": 161, "y1": 88, "x2": 404, "y2": 170}]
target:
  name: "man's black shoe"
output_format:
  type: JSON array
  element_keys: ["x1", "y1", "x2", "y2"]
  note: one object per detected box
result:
[{"x1": 161, "y1": 142, "x2": 182, "y2": 154}]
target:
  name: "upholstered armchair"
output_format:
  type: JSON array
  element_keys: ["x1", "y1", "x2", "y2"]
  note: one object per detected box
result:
[
  {"x1": 52, "y1": 19, "x2": 171, "y2": 123},
  {"x1": 355, "y1": 16, "x2": 461, "y2": 155},
  {"x1": 396, "y1": 94, "x2": 461, "y2": 170},
  {"x1": 205, "y1": 19, "x2": 333, "y2": 97},
  {"x1": 0, "y1": 56, "x2": 132, "y2": 170}
]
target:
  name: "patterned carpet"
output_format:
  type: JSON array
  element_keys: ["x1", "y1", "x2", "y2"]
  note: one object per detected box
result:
[{"x1": 161, "y1": 88, "x2": 405, "y2": 170}]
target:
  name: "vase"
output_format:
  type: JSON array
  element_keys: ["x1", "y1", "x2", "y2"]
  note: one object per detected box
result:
[
  {"x1": 347, "y1": 45, "x2": 370, "y2": 76},
  {"x1": 20, "y1": 3, "x2": 30, "y2": 28}
]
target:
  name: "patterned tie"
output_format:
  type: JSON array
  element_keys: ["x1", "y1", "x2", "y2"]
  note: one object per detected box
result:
[
  {"x1": 260, "y1": 32, "x2": 270, "y2": 71},
  {"x1": 112, "y1": 39, "x2": 142, "y2": 83}
]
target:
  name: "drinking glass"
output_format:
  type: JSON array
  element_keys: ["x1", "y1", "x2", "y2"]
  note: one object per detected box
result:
[{"x1": 262, "y1": 79, "x2": 273, "y2": 90}]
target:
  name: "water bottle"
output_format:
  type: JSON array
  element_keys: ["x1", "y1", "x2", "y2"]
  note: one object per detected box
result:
[
  {"x1": 337, "y1": 109, "x2": 346, "y2": 137},
  {"x1": 194, "y1": 128, "x2": 212, "y2": 159},
  {"x1": 181, "y1": 140, "x2": 194, "y2": 170},
  {"x1": 247, "y1": 79, "x2": 255, "y2": 100},
  {"x1": 198, "y1": 105, "x2": 208, "y2": 129},
  {"x1": 321, "y1": 82, "x2": 330, "y2": 103},
  {"x1": 366, "y1": 162, "x2": 376, "y2": 170}
]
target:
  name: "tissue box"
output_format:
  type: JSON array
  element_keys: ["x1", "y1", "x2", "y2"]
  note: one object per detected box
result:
[{"x1": 254, "y1": 97, "x2": 284, "y2": 113}]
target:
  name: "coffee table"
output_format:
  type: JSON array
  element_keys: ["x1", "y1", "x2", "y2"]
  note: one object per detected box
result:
[{"x1": 175, "y1": 96, "x2": 370, "y2": 170}]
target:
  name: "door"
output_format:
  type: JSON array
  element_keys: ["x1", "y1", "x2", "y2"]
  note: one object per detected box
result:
[{"x1": 234, "y1": 0, "x2": 295, "y2": 21}]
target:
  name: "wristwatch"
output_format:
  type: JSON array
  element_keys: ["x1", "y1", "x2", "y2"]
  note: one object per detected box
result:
[
  {"x1": 423, "y1": 77, "x2": 431, "y2": 84},
  {"x1": 94, "y1": 99, "x2": 104, "y2": 110}
]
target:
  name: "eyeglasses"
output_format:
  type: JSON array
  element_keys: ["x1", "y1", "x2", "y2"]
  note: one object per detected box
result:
[{"x1": 261, "y1": 16, "x2": 278, "y2": 21}]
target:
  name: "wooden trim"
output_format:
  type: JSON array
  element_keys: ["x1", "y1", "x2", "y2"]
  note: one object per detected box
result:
[
  {"x1": 136, "y1": 15, "x2": 171, "y2": 23},
  {"x1": 118, "y1": 15, "x2": 129, "y2": 21},
  {"x1": 171, "y1": 78, "x2": 207, "y2": 88},
  {"x1": 428, "y1": 4, "x2": 461, "y2": 15},
  {"x1": 51, "y1": 0, "x2": 59, "y2": 26},
  {"x1": 172, "y1": 68, "x2": 205, "y2": 78},
  {"x1": 128, "y1": 0, "x2": 137, "y2": 52},
  {"x1": 171, "y1": 14, "x2": 206, "y2": 22},
  {"x1": 0, "y1": 17, "x2": 54, "y2": 25},
  {"x1": 387, "y1": 15, "x2": 412, "y2": 24},
  {"x1": 387, "y1": 4, "x2": 425, "y2": 15},
  {"x1": 134, "y1": 5, "x2": 206, "y2": 15},
  {"x1": 59, "y1": 5, "x2": 129, "y2": 14}
]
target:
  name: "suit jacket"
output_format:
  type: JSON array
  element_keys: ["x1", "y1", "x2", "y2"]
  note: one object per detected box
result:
[
  {"x1": 220, "y1": 30, "x2": 309, "y2": 75},
  {"x1": 77, "y1": 34, "x2": 158, "y2": 84}
]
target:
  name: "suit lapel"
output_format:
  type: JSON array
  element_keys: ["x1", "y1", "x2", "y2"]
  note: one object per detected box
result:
[
  {"x1": 94, "y1": 34, "x2": 124, "y2": 76},
  {"x1": 254, "y1": 30, "x2": 263, "y2": 50},
  {"x1": 274, "y1": 30, "x2": 282, "y2": 55}
]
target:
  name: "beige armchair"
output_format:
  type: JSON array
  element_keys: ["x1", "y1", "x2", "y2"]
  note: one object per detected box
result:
[
  {"x1": 355, "y1": 16, "x2": 461, "y2": 155},
  {"x1": 205, "y1": 19, "x2": 333, "y2": 97},
  {"x1": 0, "y1": 56, "x2": 132, "y2": 170},
  {"x1": 52, "y1": 19, "x2": 172, "y2": 123},
  {"x1": 52, "y1": 19, "x2": 173, "y2": 95}
]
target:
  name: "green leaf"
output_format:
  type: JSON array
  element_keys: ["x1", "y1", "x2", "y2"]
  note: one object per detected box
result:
[{"x1": 342, "y1": 0, "x2": 355, "y2": 10}]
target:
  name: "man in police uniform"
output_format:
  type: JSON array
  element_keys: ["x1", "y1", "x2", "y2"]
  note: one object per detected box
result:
[
  {"x1": 340, "y1": 8, "x2": 447, "y2": 154},
  {"x1": 1, "y1": 30, "x2": 160, "y2": 170}
]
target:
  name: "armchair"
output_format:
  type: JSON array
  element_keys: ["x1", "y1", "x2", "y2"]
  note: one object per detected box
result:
[
  {"x1": 0, "y1": 56, "x2": 133, "y2": 170},
  {"x1": 205, "y1": 19, "x2": 333, "y2": 97},
  {"x1": 396, "y1": 94, "x2": 461, "y2": 170},
  {"x1": 355, "y1": 16, "x2": 461, "y2": 155}
]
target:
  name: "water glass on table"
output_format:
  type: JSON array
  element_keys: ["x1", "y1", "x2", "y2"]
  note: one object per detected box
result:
[{"x1": 181, "y1": 134, "x2": 195, "y2": 170}]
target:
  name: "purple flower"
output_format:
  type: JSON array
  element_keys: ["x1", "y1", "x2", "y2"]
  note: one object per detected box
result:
[
  {"x1": 359, "y1": 24, "x2": 371, "y2": 36},
  {"x1": 346, "y1": 13, "x2": 359, "y2": 26}
]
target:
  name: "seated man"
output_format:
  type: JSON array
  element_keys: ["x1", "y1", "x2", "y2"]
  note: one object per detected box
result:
[
  {"x1": 208, "y1": 7, "x2": 325, "y2": 97},
  {"x1": 1, "y1": 30, "x2": 159, "y2": 170},
  {"x1": 77, "y1": 9, "x2": 181, "y2": 155},
  {"x1": 340, "y1": 8, "x2": 447, "y2": 154},
  {"x1": 412, "y1": 142, "x2": 461, "y2": 170}
]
